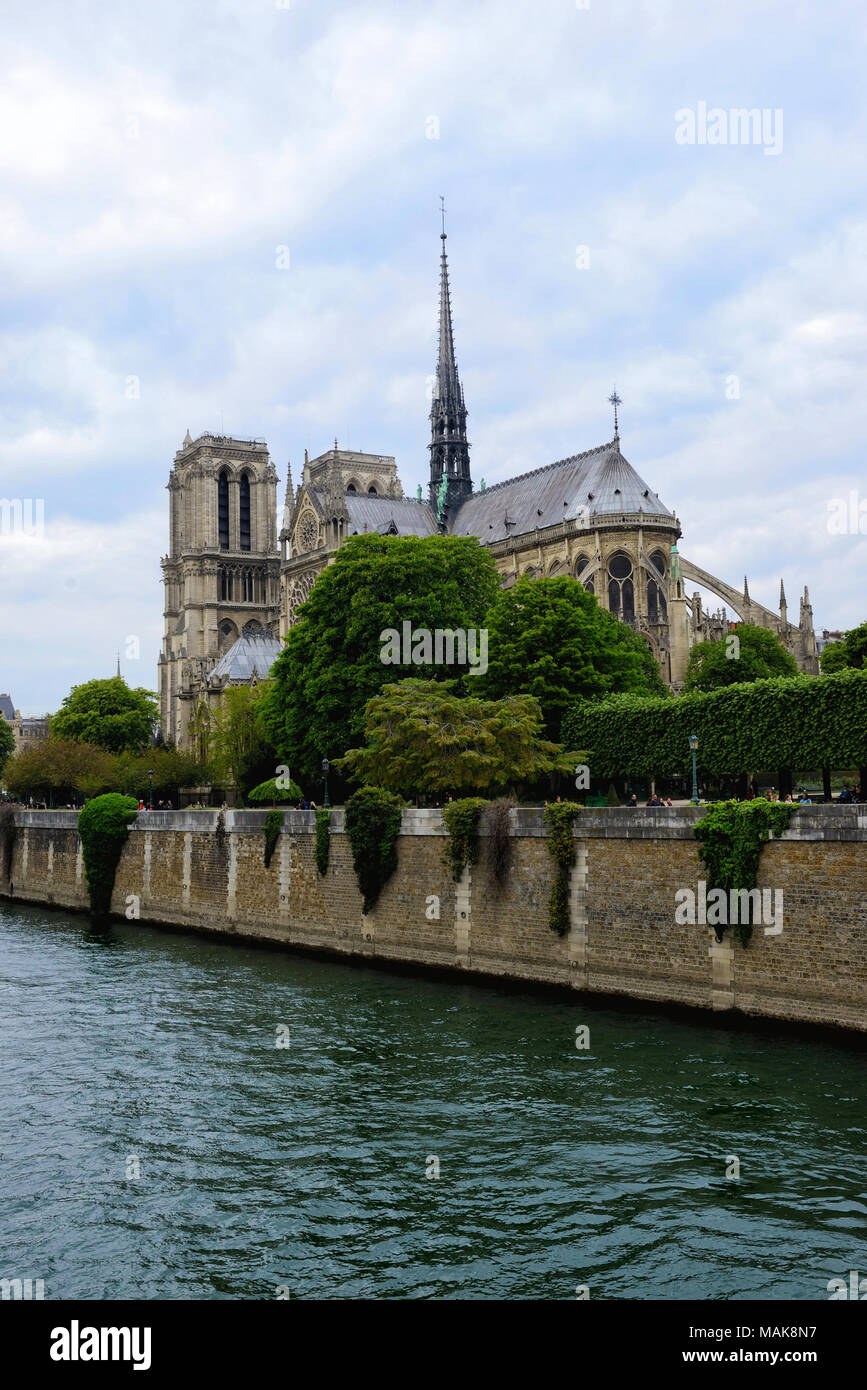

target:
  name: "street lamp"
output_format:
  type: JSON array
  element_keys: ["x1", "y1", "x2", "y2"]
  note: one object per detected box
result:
[
  {"x1": 147, "y1": 768, "x2": 154, "y2": 809},
  {"x1": 322, "y1": 757, "x2": 330, "y2": 810},
  {"x1": 688, "y1": 733, "x2": 699, "y2": 806}
]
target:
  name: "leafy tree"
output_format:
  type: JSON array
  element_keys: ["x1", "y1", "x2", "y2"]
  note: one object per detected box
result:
[
  {"x1": 476, "y1": 576, "x2": 666, "y2": 737},
  {"x1": 0, "y1": 717, "x2": 13, "y2": 775},
  {"x1": 336, "y1": 678, "x2": 577, "y2": 798},
  {"x1": 187, "y1": 699, "x2": 214, "y2": 765},
  {"x1": 3, "y1": 738, "x2": 116, "y2": 802},
  {"x1": 820, "y1": 621, "x2": 867, "y2": 673},
  {"x1": 261, "y1": 534, "x2": 501, "y2": 779},
  {"x1": 209, "y1": 683, "x2": 276, "y2": 796},
  {"x1": 51, "y1": 677, "x2": 158, "y2": 752},
  {"x1": 115, "y1": 747, "x2": 207, "y2": 803},
  {"x1": 684, "y1": 624, "x2": 798, "y2": 691}
]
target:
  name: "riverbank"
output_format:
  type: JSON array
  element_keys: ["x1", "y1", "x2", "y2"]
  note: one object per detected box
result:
[{"x1": 2, "y1": 805, "x2": 865, "y2": 1033}]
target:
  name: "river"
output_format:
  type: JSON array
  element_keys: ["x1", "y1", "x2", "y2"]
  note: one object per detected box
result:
[{"x1": 1, "y1": 900, "x2": 864, "y2": 1300}]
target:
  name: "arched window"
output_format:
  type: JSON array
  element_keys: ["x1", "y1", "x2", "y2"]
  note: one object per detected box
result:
[
  {"x1": 650, "y1": 549, "x2": 666, "y2": 578},
  {"x1": 648, "y1": 580, "x2": 667, "y2": 623},
  {"x1": 219, "y1": 566, "x2": 233, "y2": 602},
  {"x1": 607, "y1": 552, "x2": 634, "y2": 620},
  {"x1": 368, "y1": 484, "x2": 378, "y2": 495},
  {"x1": 218, "y1": 471, "x2": 230, "y2": 550},
  {"x1": 576, "y1": 555, "x2": 589, "y2": 576},
  {"x1": 239, "y1": 473, "x2": 251, "y2": 551}
]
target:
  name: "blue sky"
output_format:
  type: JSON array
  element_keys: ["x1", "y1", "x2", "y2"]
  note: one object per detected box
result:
[{"x1": 1, "y1": 0, "x2": 865, "y2": 713}]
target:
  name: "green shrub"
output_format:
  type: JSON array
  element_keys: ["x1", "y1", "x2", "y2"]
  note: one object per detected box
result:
[
  {"x1": 248, "y1": 776, "x2": 302, "y2": 805},
  {"x1": 0, "y1": 803, "x2": 17, "y2": 879},
  {"x1": 315, "y1": 807, "x2": 331, "y2": 876},
  {"x1": 442, "y1": 797, "x2": 488, "y2": 881},
  {"x1": 543, "y1": 802, "x2": 582, "y2": 935},
  {"x1": 694, "y1": 799, "x2": 796, "y2": 946},
  {"x1": 78, "y1": 793, "x2": 139, "y2": 915},
  {"x1": 344, "y1": 786, "x2": 404, "y2": 913},
  {"x1": 263, "y1": 809, "x2": 283, "y2": 867}
]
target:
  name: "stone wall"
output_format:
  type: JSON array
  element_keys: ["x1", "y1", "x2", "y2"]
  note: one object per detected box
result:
[{"x1": 2, "y1": 806, "x2": 866, "y2": 1034}]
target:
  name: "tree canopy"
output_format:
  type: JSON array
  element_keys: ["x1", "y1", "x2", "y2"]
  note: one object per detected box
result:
[
  {"x1": 50, "y1": 677, "x2": 159, "y2": 752},
  {"x1": 0, "y1": 717, "x2": 13, "y2": 774},
  {"x1": 3, "y1": 737, "x2": 207, "y2": 803},
  {"x1": 475, "y1": 575, "x2": 666, "y2": 737},
  {"x1": 208, "y1": 682, "x2": 276, "y2": 796},
  {"x1": 683, "y1": 623, "x2": 798, "y2": 691},
  {"x1": 261, "y1": 534, "x2": 502, "y2": 778},
  {"x1": 335, "y1": 678, "x2": 577, "y2": 798},
  {"x1": 820, "y1": 621, "x2": 867, "y2": 673}
]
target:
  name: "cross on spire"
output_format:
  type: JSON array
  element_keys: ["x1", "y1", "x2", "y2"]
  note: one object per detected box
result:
[
  {"x1": 440, "y1": 194, "x2": 446, "y2": 238},
  {"x1": 608, "y1": 387, "x2": 622, "y2": 438}
]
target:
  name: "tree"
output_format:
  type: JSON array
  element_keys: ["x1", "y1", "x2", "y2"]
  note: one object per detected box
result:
[
  {"x1": 51, "y1": 677, "x2": 158, "y2": 752},
  {"x1": 476, "y1": 576, "x2": 666, "y2": 738},
  {"x1": 335, "y1": 678, "x2": 577, "y2": 798},
  {"x1": 3, "y1": 738, "x2": 116, "y2": 802},
  {"x1": 0, "y1": 717, "x2": 13, "y2": 776},
  {"x1": 115, "y1": 747, "x2": 207, "y2": 803},
  {"x1": 684, "y1": 624, "x2": 798, "y2": 692},
  {"x1": 261, "y1": 534, "x2": 502, "y2": 779},
  {"x1": 209, "y1": 683, "x2": 276, "y2": 796},
  {"x1": 820, "y1": 621, "x2": 867, "y2": 673}
]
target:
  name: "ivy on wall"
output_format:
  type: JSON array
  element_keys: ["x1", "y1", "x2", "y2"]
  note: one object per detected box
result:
[
  {"x1": 480, "y1": 796, "x2": 516, "y2": 885},
  {"x1": 77, "y1": 794, "x2": 139, "y2": 915},
  {"x1": 694, "y1": 799, "x2": 796, "y2": 946},
  {"x1": 562, "y1": 669, "x2": 867, "y2": 780},
  {"x1": 344, "y1": 786, "x2": 403, "y2": 914},
  {"x1": 0, "y1": 803, "x2": 17, "y2": 879},
  {"x1": 263, "y1": 809, "x2": 283, "y2": 868},
  {"x1": 315, "y1": 807, "x2": 331, "y2": 877},
  {"x1": 442, "y1": 798, "x2": 488, "y2": 881},
  {"x1": 543, "y1": 802, "x2": 582, "y2": 935}
]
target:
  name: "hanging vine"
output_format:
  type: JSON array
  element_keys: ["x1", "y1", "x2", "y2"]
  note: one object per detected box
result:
[
  {"x1": 263, "y1": 809, "x2": 283, "y2": 868},
  {"x1": 481, "y1": 797, "x2": 516, "y2": 886},
  {"x1": 315, "y1": 807, "x2": 331, "y2": 877},
  {"x1": 344, "y1": 786, "x2": 403, "y2": 913},
  {"x1": 694, "y1": 798, "x2": 796, "y2": 946},
  {"x1": 0, "y1": 803, "x2": 17, "y2": 880},
  {"x1": 442, "y1": 798, "x2": 488, "y2": 881},
  {"x1": 78, "y1": 794, "x2": 139, "y2": 916},
  {"x1": 543, "y1": 802, "x2": 582, "y2": 935}
]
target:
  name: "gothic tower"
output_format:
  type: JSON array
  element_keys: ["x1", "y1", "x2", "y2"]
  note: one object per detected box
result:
[
  {"x1": 158, "y1": 431, "x2": 280, "y2": 746},
  {"x1": 428, "y1": 222, "x2": 473, "y2": 522}
]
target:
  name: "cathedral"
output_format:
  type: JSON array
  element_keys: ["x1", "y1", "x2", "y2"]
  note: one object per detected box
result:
[{"x1": 159, "y1": 228, "x2": 819, "y2": 748}]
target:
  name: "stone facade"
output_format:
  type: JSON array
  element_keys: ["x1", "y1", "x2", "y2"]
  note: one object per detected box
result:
[{"x1": 4, "y1": 807, "x2": 865, "y2": 1034}]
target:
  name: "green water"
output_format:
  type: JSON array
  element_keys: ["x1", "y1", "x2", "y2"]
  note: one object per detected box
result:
[{"x1": 0, "y1": 900, "x2": 864, "y2": 1300}]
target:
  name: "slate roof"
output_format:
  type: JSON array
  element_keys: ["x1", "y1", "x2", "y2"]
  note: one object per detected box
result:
[
  {"x1": 344, "y1": 495, "x2": 439, "y2": 538},
  {"x1": 209, "y1": 630, "x2": 282, "y2": 685},
  {"x1": 450, "y1": 440, "x2": 674, "y2": 544},
  {"x1": 0, "y1": 693, "x2": 15, "y2": 721}
]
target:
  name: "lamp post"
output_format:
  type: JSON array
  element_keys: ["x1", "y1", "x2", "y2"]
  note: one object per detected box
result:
[
  {"x1": 688, "y1": 733, "x2": 699, "y2": 806},
  {"x1": 147, "y1": 768, "x2": 154, "y2": 810},
  {"x1": 322, "y1": 757, "x2": 330, "y2": 810}
]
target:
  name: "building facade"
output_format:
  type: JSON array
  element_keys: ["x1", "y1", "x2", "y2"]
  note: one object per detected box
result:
[{"x1": 159, "y1": 230, "x2": 819, "y2": 747}]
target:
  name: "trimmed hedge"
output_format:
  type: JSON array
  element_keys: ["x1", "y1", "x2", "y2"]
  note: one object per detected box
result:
[
  {"x1": 78, "y1": 793, "x2": 139, "y2": 915},
  {"x1": 561, "y1": 670, "x2": 867, "y2": 779}
]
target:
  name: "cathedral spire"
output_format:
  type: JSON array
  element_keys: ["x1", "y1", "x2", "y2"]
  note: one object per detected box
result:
[{"x1": 429, "y1": 206, "x2": 472, "y2": 520}]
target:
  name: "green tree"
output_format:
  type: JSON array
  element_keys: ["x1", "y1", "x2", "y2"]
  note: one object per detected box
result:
[
  {"x1": 261, "y1": 534, "x2": 502, "y2": 779},
  {"x1": 476, "y1": 576, "x2": 666, "y2": 738},
  {"x1": 820, "y1": 621, "x2": 867, "y2": 673},
  {"x1": 0, "y1": 717, "x2": 13, "y2": 775},
  {"x1": 210, "y1": 683, "x2": 276, "y2": 796},
  {"x1": 684, "y1": 624, "x2": 798, "y2": 692},
  {"x1": 115, "y1": 746, "x2": 207, "y2": 803},
  {"x1": 336, "y1": 678, "x2": 577, "y2": 798},
  {"x1": 51, "y1": 676, "x2": 158, "y2": 752},
  {"x1": 3, "y1": 738, "x2": 117, "y2": 802}
]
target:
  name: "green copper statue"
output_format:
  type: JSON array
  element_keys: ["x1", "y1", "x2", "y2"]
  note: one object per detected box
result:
[{"x1": 436, "y1": 474, "x2": 448, "y2": 524}]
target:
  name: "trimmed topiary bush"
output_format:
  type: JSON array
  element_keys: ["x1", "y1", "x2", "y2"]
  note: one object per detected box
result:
[
  {"x1": 78, "y1": 793, "x2": 139, "y2": 915},
  {"x1": 248, "y1": 776, "x2": 303, "y2": 806},
  {"x1": 344, "y1": 785, "x2": 403, "y2": 913},
  {"x1": 442, "y1": 797, "x2": 488, "y2": 881},
  {"x1": 263, "y1": 809, "x2": 283, "y2": 867},
  {"x1": 315, "y1": 807, "x2": 331, "y2": 876},
  {"x1": 543, "y1": 801, "x2": 582, "y2": 935}
]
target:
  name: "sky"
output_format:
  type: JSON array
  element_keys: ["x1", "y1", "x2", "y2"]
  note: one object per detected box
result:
[{"x1": 1, "y1": 0, "x2": 865, "y2": 714}]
